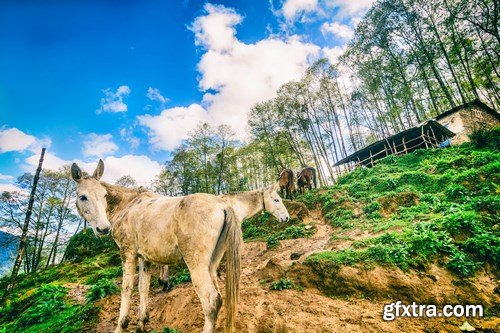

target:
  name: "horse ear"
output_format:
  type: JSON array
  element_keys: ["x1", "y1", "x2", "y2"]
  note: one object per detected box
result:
[
  {"x1": 71, "y1": 163, "x2": 82, "y2": 183},
  {"x1": 272, "y1": 182, "x2": 280, "y2": 192},
  {"x1": 93, "y1": 159, "x2": 104, "y2": 180}
]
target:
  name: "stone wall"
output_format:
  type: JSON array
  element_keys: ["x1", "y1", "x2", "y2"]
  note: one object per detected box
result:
[{"x1": 437, "y1": 106, "x2": 499, "y2": 145}]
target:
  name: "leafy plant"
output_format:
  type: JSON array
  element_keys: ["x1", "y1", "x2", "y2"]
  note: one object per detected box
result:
[
  {"x1": 86, "y1": 278, "x2": 119, "y2": 302},
  {"x1": 269, "y1": 278, "x2": 295, "y2": 291}
]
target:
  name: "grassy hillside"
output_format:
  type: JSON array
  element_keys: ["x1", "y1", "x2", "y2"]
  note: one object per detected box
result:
[
  {"x1": 303, "y1": 136, "x2": 499, "y2": 278},
  {"x1": 0, "y1": 130, "x2": 498, "y2": 332}
]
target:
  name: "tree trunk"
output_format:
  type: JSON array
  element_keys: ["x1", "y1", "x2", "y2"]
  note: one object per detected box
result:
[{"x1": 7, "y1": 148, "x2": 45, "y2": 292}]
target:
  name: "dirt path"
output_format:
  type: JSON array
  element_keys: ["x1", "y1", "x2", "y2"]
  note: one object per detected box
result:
[{"x1": 90, "y1": 211, "x2": 499, "y2": 333}]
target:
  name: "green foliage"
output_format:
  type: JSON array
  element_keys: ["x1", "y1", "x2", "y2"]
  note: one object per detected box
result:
[
  {"x1": 169, "y1": 267, "x2": 191, "y2": 286},
  {"x1": 468, "y1": 126, "x2": 500, "y2": 150},
  {"x1": 295, "y1": 190, "x2": 322, "y2": 209},
  {"x1": 0, "y1": 284, "x2": 97, "y2": 333},
  {"x1": 463, "y1": 232, "x2": 500, "y2": 265},
  {"x1": 242, "y1": 209, "x2": 314, "y2": 250},
  {"x1": 363, "y1": 201, "x2": 380, "y2": 215},
  {"x1": 445, "y1": 184, "x2": 469, "y2": 201},
  {"x1": 446, "y1": 252, "x2": 477, "y2": 277},
  {"x1": 63, "y1": 230, "x2": 117, "y2": 262},
  {"x1": 310, "y1": 142, "x2": 499, "y2": 278},
  {"x1": 266, "y1": 236, "x2": 279, "y2": 249},
  {"x1": 269, "y1": 278, "x2": 295, "y2": 291},
  {"x1": 86, "y1": 278, "x2": 119, "y2": 302}
]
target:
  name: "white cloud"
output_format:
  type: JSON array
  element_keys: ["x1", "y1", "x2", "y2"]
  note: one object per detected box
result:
[
  {"x1": 321, "y1": 21, "x2": 354, "y2": 40},
  {"x1": 189, "y1": 4, "x2": 319, "y2": 141},
  {"x1": 0, "y1": 174, "x2": 13, "y2": 181},
  {"x1": 0, "y1": 127, "x2": 51, "y2": 153},
  {"x1": 0, "y1": 128, "x2": 36, "y2": 153},
  {"x1": 323, "y1": 45, "x2": 346, "y2": 64},
  {"x1": 190, "y1": 3, "x2": 242, "y2": 52},
  {"x1": 146, "y1": 87, "x2": 169, "y2": 105},
  {"x1": 0, "y1": 183, "x2": 24, "y2": 193},
  {"x1": 325, "y1": 0, "x2": 374, "y2": 16},
  {"x1": 24, "y1": 152, "x2": 161, "y2": 187},
  {"x1": 138, "y1": 4, "x2": 319, "y2": 150},
  {"x1": 97, "y1": 85, "x2": 131, "y2": 113},
  {"x1": 102, "y1": 155, "x2": 162, "y2": 186},
  {"x1": 119, "y1": 128, "x2": 140, "y2": 150},
  {"x1": 281, "y1": 0, "x2": 319, "y2": 21},
  {"x1": 138, "y1": 104, "x2": 209, "y2": 151},
  {"x1": 82, "y1": 133, "x2": 118, "y2": 158}
]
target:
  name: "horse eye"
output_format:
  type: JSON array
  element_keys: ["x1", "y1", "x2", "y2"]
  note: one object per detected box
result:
[{"x1": 79, "y1": 195, "x2": 88, "y2": 201}]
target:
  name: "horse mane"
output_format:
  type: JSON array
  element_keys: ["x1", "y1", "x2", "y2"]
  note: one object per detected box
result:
[{"x1": 101, "y1": 182, "x2": 151, "y2": 214}]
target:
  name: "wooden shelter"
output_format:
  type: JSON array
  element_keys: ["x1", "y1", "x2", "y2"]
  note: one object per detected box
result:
[{"x1": 334, "y1": 120, "x2": 455, "y2": 169}]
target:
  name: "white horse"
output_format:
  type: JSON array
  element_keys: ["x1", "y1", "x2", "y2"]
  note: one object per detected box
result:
[{"x1": 70, "y1": 160, "x2": 289, "y2": 333}]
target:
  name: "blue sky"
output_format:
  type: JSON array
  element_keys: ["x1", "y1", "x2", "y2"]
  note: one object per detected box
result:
[{"x1": 0, "y1": 0, "x2": 373, "y2": 188}]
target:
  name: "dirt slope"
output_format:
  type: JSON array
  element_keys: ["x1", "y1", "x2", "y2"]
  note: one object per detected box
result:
[{"x1": 91, "y1": 211, "x2": 499, "y2": 333}]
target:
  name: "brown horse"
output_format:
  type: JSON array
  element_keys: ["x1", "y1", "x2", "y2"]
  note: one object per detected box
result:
[
  {"x1": 277, "y1": 169, "x2": 295, "y2": 200},
  {"x1": 297, "y1": 167, "x2": 317, "y2": 194}
]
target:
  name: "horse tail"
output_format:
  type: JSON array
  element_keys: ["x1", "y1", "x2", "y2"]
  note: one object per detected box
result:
[
  {"x1": 311, "y1": 167, "x2": 317, "y2": 189},
  {"x1": 212, "y1": 207, "x2": 241, "y2": 333}
]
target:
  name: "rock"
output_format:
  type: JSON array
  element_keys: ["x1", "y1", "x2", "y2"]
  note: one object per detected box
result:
[
  {"x1": 304, "y1": 225, "x2": 313, "y2": 230},
  {"x1": 290, "y1": 252, "x2": 304, "y2": 260},
  {"x1": 459, "y1": 321, "x2": 475, "y2": 332}
]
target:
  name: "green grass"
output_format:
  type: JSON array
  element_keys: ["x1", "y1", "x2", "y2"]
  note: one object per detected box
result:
[
  {"x1": 86, "y1": 278, "x2": 119, "y2": 302},
  {"x1": 0, "y1": 284, "x2": 98, "y2": 333},
  {"x1": 242, "y1": 211, "x2": 316, "y2": 250},
  {"x1": 0, "y1": 232, "x2": 121, "y2": 333},
  {"x1": 308, "y1": 130, "x2": 500, "y2": 278}
]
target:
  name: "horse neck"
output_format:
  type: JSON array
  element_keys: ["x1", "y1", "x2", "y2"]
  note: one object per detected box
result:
[
  {"x1": 226, "y1": 191, "x2": 264, "y2": 221},
  {"x1": 102, "y1": 183, "x2": 143, "y2": 226}
]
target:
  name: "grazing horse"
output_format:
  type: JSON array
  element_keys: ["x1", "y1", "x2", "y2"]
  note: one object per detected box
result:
[
  {"x1": 277, "y1": 169, "x2": 295, "y2": 200},
  {"x1": 297, "y1": 167, "x2": 317, "y2": 194},
  {"x1": 70, "y1": 160, "x2": 289, "y2": 333}
]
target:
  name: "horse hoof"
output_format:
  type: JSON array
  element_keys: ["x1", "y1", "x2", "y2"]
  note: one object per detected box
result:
[{"x1": 162, "y1": 283, "x2": 174, "y2": 292}]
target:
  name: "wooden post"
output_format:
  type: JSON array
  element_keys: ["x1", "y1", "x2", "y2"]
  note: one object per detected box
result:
[
  {"x1": 7, "y1": 148, "x2": 46, "y2": 292},
  {"x1": 429, "y1": 126, "x2": 438, "y2": 145},
  {"x1": 422, "y1": 126, "x2": 429, "y2": 149},
  {"x1": 369, "y1": 150, "x2": 373, "y2": 167},
  {"x1": 402, "y1": 136, "x2": 407, "y2": 152}
]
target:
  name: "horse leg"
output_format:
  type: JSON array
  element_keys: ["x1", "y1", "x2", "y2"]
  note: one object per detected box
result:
[
  {"x1": 191, "y1": 268, "x2": 222, "y2": 333},
  {"x1": 158, "y1": 265, "x2": 173, "y2": 291},
  {"x1": 135, "y1": 258, "x2": 151, "y2": 333},
  {"x1": 115, "y1": 252, "x2": 137, "y2": 333}
]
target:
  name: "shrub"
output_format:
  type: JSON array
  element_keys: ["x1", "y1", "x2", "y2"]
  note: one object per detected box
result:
[
  {"x1": 64, "y1": 230, "x2": 117, "y2": 262},
  {"x1": 269, "y1": 278, "x2": 295, "y2": 291},
  {"x1": 363, "y1": 201, "x2": 380, "y2": 215},
  {"x1": 169, "y1": 268, "x2": 191, "y2": 286},
  {"x1": 295, "y1": 190, "x2": 322, "y2": 209},
  {"x1": 468, "y1": 126, "x2": 500, "y2": 150},
  {"x1": 445, "y1": 184, "x2": 469, "y2": 201},
  {"x1": 86, "y1": 278, "x2": 119, "y2": 302},
  {"x1": 266, "y1": 236, "x2": 279, "y2": 249},
  {"x1": 463, "y1": 232, "x2": 500, "y2": 265},
  {"x1": 440, "y1": 211, "x2": 482, "y2": 235},
  {"x1": 446, "y1": 252, "x2": 477, "y2": 277}
]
